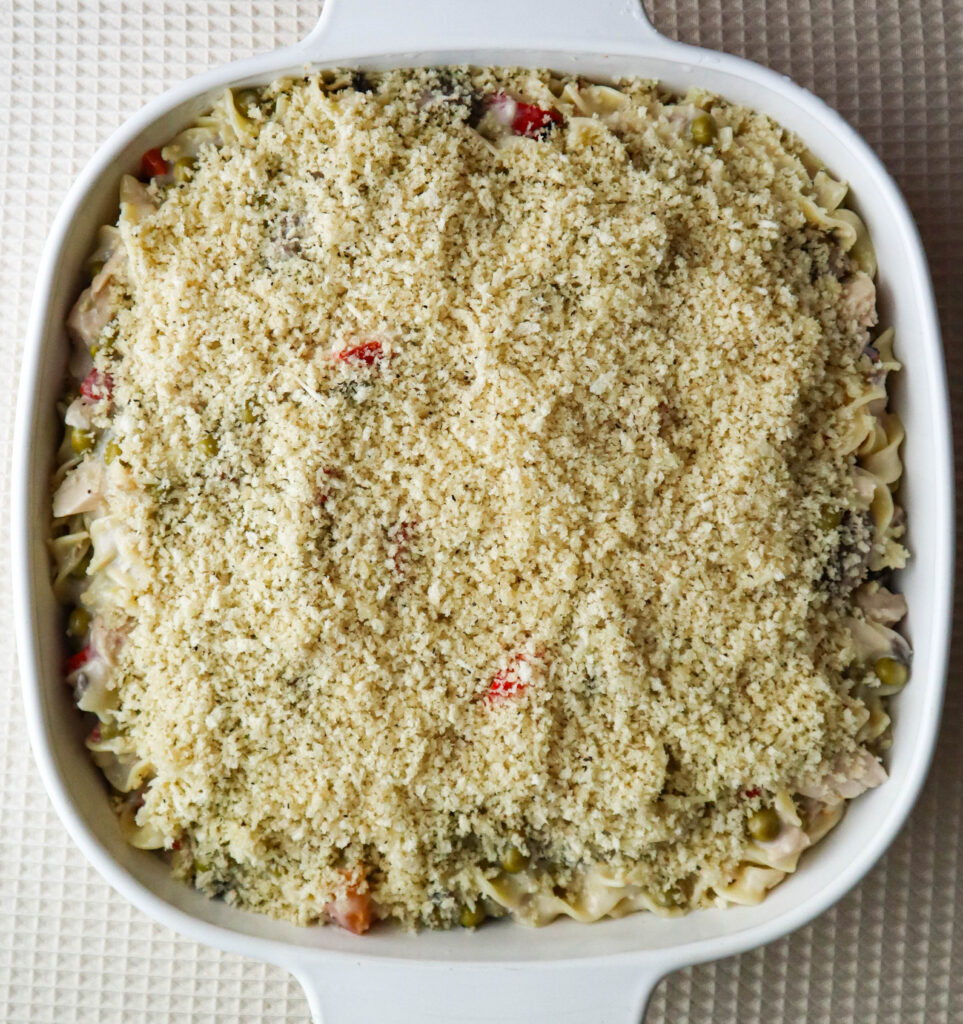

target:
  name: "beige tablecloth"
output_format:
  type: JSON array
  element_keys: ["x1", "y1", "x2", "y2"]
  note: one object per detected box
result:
[{"x1": 1, "y1": 1, "x2": 960, "y2": 1021}]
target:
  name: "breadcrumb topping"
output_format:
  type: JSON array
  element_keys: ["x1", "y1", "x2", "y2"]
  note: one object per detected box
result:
[{"x1": 98, "y1": 68, "x2": 881, "y2": 927}]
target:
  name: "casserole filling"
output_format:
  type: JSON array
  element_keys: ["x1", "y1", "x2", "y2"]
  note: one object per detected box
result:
[{"x1": 50, "y1": 67, "x2": 909, "y2": 931}]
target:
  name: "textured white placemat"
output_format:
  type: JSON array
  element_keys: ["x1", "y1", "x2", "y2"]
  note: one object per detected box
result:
[{"x1": 1, "y1": 2, "x2": 960, "y2": 1021}]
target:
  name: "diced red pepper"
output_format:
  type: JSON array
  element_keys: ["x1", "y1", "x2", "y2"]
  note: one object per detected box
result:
[
  {"x1": 486, "y1": 653, "x2": 529, "y2": 702},
  {"x1": 510, "y1": 99, "x2": 563, "y2": 139},
  {"x1": 486, "y1": 92, "x2": 560, "y2": 139},
  {"x1": 486, "y1": 92, "x2": 563, "y2": 138},
  {"x1": 326, "y1": 888, "x2": 374, "y2": 934},
  {"x1": 140, "y1": 147, "x2": 168, "y2": 179},
  {"x1": 743, "y1": 787, "x2": 762, "y2": 799},
  {"x1": 325, "y1": 869, "x2": 374, "y2": 934},
  {"x1": 65, "y1": 646, "x2": 94, "y2": 675},
  {"x1": 88, "y1": 724, "x2": 101, "y2": 743},
  {"x1": 337, "y1": 341, "x2": 383, "y2": 365},
  {"x1": 79, "y1": 368, "x2": 113, "y2": 402}
]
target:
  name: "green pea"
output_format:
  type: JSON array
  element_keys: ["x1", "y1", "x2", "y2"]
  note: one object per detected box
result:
[
  {"x1": 819, "y1": 506, "x2": 843, "y2": 530},
  {"x1": 459, "y1": 903, "x2": 486, "y2": 928},
  {"x1": 69, "y1": 547, "x2": 92, "y2": 579},
  {"x1": 104, "y1": 440, "x2": 122, "y2": 464},
  {"x1": 501, "y1": 846, "x2": 528, "y2": 874},
  {"x1": 67, "y1": 607, "x2": 90, "y2": 638},
  {"x1": 748, "y1": 808, "x2": 781, "y2": 842},
  {"x1": 241, "y1": 400, "x2": 258, "y2": 424},
  {"x1": 199, "y1": 433, "x2": 219, "y2": 457},
  {"x1": 70, "y1": 427, "x2": 95, "y2": 455},
  {"x1": 874, "y1": 657, "x2": 908, "y2": 689},
  {"x1": 691, "y1": 113, "x2": 718, "y2": 146}
]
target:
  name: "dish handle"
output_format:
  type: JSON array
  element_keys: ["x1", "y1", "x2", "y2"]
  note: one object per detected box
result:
[
  {"x1": 298, "y1": 0, "x2": 660, "y2": 60},
  {"x1": 292, "y1": 959, "x2": 665, "y2": 1023}
]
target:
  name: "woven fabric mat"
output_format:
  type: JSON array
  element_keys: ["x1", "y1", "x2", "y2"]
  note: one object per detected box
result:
[{"x1": 1, "y1": 2, "x2": 960, "y2": 1021}]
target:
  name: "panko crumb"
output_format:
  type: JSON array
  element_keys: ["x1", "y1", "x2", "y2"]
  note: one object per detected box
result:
[{"x1": 96, "y1": 67, "x2": 883, "y2": 929}]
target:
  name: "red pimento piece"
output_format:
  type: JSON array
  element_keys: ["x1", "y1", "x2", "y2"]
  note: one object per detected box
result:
[
  {"x1": 65, "y1": 646, "x2": 94, "y2": 675},
  {"x1": 140, "y1": 147, "x2": 168, "y2": 179},
  {"x1": 79, "y1": 368, "x2": 113, "y2": 402},
  {"x1": 88, "y1": 724, "x2": 102, "y2": 743},
  {"x1": 337, "y1": 340, "x2": 383, "y2": 366},
  {"x1": 509, "y1": 98, "x2": 563, "y2": 139},
  {"x1": 486, "y1": 653, "x2": 530, "y2": 702},
  {"x1": 743, "y1": 787, "x2": 762, "y2": 799},
  {"x1": 325, "y1": 870, "x2": 374, "y2": 935}
]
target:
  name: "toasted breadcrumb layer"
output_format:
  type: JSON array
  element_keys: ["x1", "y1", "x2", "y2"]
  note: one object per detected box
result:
[{"x1": 103, "y1": 68, "x2": 878, "y2": 927}]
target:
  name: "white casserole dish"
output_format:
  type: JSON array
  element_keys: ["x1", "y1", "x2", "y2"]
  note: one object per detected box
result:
[{"x1": 12, "y1": 1, "x2": 954, "y2": 1020}]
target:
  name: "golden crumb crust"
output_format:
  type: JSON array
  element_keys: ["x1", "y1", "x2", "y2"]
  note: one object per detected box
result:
[{"x1": 96, "y1": 68, "x2": 883, "y2": 927}]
